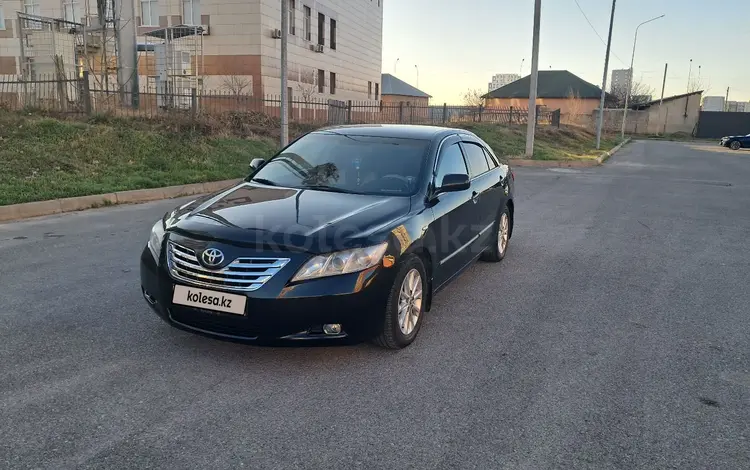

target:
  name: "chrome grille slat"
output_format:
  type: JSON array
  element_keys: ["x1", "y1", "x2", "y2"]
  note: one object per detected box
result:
[{"x1": 167, "y1": 242, "x2": 290, "y2": 292}]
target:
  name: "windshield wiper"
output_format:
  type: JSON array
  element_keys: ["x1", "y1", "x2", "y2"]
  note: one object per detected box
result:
[
  {"x1": 303, "y1": 184, "x2": 357, "y2": 194},
  {"x1": 251, "y1": 178, "x2": 278, "y2": 186}
]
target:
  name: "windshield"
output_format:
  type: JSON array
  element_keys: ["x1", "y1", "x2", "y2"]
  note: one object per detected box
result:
[{"x1": 250, "y1": 132, "x2": 430, "y2": 196}]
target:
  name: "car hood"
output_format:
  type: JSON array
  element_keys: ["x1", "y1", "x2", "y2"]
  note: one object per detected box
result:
[{"x1": 164, "y1": 182, "x2": 412, "y2": 253}]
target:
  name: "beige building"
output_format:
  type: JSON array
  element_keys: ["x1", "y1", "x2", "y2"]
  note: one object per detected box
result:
[{"x1": 0, "y1": 0, "x2": 383, "y2": 101}]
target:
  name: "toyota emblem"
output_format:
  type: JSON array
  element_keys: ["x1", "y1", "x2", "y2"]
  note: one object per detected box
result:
[{"x1": 201, "y1": 248, "x2": 225, "y2": 268}]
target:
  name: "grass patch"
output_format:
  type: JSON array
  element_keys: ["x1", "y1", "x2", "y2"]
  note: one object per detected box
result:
[
  {"x1": 0, "y1": 112, "x2": 277, "y2": 205},
  {"x1": 453, "y1": 123, "x2": 622, "y2": 161},
  {"x1": 1, "y1": 110, "x2": 624, "y2": 206}
]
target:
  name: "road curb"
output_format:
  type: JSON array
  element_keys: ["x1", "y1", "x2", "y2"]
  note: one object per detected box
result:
[
  {"x1": 0, "y1": 178, "x2": 242, "y2": 223},
  {"x1": 508, "y1": 138, "x2": 632, "y2": 168},
  {"x1": 508, "y1": 158, "x2": 599, "y2": 168},
  {"x1": 596, "y1": 137, "x2": 631, "y2": 164}
]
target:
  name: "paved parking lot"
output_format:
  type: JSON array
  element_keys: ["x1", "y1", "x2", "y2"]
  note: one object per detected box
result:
[{"x1": 1, "y1": 140, "x2": 748, "y2": 469}]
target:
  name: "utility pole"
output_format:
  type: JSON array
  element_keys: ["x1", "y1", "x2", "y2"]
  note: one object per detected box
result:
[
  {"x1": 725, "y1": 87, "x2": 729, "y2": 111},
  {"x1": 686, "y1": 59, "x2": 692, "y2": 93},
  {"x1": 595, "y1": 0, "x2": 616, "y2": 149},
  {"x1": 524, "y1": 0, "x2": 541, "y2": 157},
  {"x1": 657, "y1": 63, "x2": 667, "y2": 136},
  {"x1": 620, "y1": 14, "x2": 664, "y2": 140},
  {"x1": 280, "y1": 0, "x2": 289, "y2": 147},
  {"x1": 519, "y1": 58, "x2": 525, "y2": 77}
]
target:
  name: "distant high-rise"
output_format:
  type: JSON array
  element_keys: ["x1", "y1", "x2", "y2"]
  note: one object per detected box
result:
[
  {"x1": 610, "y1": 68, "x2": 632, "y2": 92},
  {"x1": 488, "y1": 73, "x2": 521, "y2": 92}
]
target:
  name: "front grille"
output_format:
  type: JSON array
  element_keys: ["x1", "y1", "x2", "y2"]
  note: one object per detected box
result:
[{"x1": 167, "y1": 242, "x2": 290, "y2": 292}]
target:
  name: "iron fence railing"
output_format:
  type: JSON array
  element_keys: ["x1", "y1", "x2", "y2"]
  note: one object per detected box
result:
[{"x1": 0, "y1": 73, "x2": 561, "y2": 127}]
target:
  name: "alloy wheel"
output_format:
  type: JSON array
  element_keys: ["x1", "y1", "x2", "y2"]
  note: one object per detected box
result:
[
  {"x1": 397, "y1": 268, "x2": 423, "y2": 335},
  {"x1": 498, "y1": 212, "x2": 509, "y2": 255}
]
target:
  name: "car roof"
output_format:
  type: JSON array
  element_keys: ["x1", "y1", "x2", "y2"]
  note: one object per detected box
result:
[{"x1": 312, "y1": 124, "x2": 476, "y2": 141}]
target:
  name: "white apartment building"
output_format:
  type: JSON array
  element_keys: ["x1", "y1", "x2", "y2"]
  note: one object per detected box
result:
[
  {"x1": 610, "y1": 68, "x2": 632, "y2": 92},
  {"x1": 726, "y1": 101, "x2": 749, "y2": 113},
  {"x1": 488, "y1": 73, "x2": 519, "y2": 92},
  {"x1": 702, "y1": 96, "x2": 725, "y2": 112},
  {"x1": 0, "y1": 0, "x2": 384, "y2": 101}
]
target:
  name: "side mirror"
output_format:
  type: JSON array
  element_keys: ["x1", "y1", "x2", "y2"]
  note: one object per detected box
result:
[
  {"x1": 249, "y1": 158, "x2": 265, "y2": 172},
  {"x1": 437, "y1": 173, "x2": 470, "y2": 193}
]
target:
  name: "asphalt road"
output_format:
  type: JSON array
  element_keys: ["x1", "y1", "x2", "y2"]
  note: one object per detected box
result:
[{"x1": 1, "y1": 141, "x2": 749, "y2": 469}]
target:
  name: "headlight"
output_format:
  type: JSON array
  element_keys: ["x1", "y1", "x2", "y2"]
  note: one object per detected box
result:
[
  {"x1": 147, "y1": 220, "x2": 166, "y2": 261},
  {"x1": 291, "y1": 242, "x2": 389, "y2": 282}
]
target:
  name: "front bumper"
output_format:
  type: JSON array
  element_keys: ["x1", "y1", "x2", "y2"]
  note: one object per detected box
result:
[{"x1": 140, "y1": 246, "x2": 395, "y2": 342}]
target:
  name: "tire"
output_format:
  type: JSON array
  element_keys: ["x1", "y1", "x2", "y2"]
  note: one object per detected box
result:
[
  {"x1": 730, "y1": 141, "x2": 741, "y2": 150},
  {"x1": 481, "y1": 204, "x2": 510, "y2": 263},
  {"x1": 373, "y1": 255, "x2": 427, "y2": 349}
]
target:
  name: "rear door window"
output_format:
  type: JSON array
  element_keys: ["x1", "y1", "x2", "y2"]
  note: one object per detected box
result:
[{"x1": 462, "y1": 142, "x2": 490, "y2": 179}]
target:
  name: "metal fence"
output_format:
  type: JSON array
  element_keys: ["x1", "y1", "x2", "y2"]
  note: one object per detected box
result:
[{"x1": 0, "y1": 74, "x2": 561, "y2": 128}]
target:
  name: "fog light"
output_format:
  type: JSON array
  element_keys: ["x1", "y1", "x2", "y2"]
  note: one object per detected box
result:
[
  {"x1": 323, "y1": 323, "x2": 342, "y2": 335},
  {"x1": 142, "y1": 288, "x2": 157, "y2": 305}
]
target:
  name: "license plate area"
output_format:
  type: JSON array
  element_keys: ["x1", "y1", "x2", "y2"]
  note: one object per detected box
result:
[{"x1": 172, "y1": 285, "x2": 247, "y2": 316}]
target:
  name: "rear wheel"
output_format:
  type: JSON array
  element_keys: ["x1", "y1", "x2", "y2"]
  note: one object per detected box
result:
[
  {"x1": 373, "y1": 256, "x2": 426, "y2": 349},
  {"x1": 730, "y1": 140, "x2": 741, "y2": 150},
  {"x1": 481, "y1": 204, "x2": 510, "y2": 262}
]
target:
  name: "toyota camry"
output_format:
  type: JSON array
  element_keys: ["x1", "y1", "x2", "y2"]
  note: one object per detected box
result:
[{"x1": 140, "y1": 125, "x2": 514, "y2": 349}]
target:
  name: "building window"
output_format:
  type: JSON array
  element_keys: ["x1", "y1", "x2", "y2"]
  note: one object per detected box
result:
[
  {"x1": 303, "y1": 5, "x2": 311, "y2": 41},
  {"x1": 288, "y1": 0, "x2": 295, "y2": 35},
  {"x1": 182, "y1": 0, "x2": 200, "y2": 25},
  {"x1": 62, "y1": 0, "x2": 82, "y2": 23},
  {"x1": 318, "y1": 69, "x2": 324, "y2": 93},
  {"x1": 141, "y1": 0, "x2": 159, "y2": 26},
  {"x1": 101, "y1": 0, "x2": 114, "y2": 21},
  {"x1": 368, "y1": 81, "x2": 372, "y2": 99},
  {"x1": 375, "y1": 83, "x2": 379, "y2": 101},
  {"x1": 23, "y1": 0, "x2": 41, "y2": 28},
  {"x1": 329, "y1": 72, "x2": 336, "y2": 95},
  {"x1": 0, "y1": 2, "x2": 5, "y2": 30},
  {"x1": 317, "y1": 12, "x2": 324, "y2": 46},
  {"x1": 330, "y1": 18, "x2": 336, "y2": 50}
]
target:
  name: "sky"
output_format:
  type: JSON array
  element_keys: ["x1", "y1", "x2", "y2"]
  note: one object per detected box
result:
[{"x1": 382, "y1": 0, "x2": 750, "y2": 104}]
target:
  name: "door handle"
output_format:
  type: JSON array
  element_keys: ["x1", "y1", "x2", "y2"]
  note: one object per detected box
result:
[{"x1": 471, "y1": 191, "x2": 479, "y2": 203}]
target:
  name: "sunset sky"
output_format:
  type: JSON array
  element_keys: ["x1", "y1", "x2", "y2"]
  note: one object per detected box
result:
[{"x1": 382, "y1": 0, "x2": 749, "y2": 104}]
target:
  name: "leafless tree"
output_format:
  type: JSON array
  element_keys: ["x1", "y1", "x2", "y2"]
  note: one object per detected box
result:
[
  {"x1": 564, "y1": 88, "x2": 585, "y2": 125},
  {"x1": 296, "y1": 68, "x2": 317, "y2": 103},
  {"x1": 610, "y1": 80, "x2": 656, "y2": 106},
  {"x1": 462, "y1": 88, "x2": 485, "y2": 107},
  {"x1": 688, "y1": 76, "x2": 710, "y2": 95},
  {"x1": 221, "y1": 76, "x2": 252, "y2": 96}
]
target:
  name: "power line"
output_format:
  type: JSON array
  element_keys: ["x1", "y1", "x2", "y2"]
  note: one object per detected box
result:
[{"x1": 571, "y1": 0, "x2": 627, "y2": 66}]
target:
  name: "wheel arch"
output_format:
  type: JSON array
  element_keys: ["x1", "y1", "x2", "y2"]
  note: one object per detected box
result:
[{"x1": 506, "y1": 198, "x2": 514, "y2": 239}]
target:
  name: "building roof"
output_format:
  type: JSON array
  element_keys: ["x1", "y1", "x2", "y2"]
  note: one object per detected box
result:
[
  {"x1": 484, "y1": 70, "x2": 605, "y2": 100},
  {"x1": 381, "y1": 74, "x2": 432, "y2": 98},
  {"x1": 633, "y1": 90, "x2": 703, "y2": 109}
]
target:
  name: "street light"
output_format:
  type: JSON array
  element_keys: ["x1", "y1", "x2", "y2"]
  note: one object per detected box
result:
[
  {"x1": 415, "y1": 65, "x2": 419, "y2": 88},
  {"x1": 621, "y1": 14, "x2": 665, "y2": 140},
  {"x1": 394, "y1": 58, "x2": 399, "y2": 75}
]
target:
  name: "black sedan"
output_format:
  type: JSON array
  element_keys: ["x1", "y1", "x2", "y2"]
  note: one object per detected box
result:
[
  {"x1": 720, "y1": 133, "x2": 750, "y2": 150},
  {"x1": 140, "y1": 125, "x2": 514, "y2": 349}
]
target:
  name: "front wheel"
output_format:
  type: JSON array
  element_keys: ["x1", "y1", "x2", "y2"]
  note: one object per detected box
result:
[
  {"x1": 730, "y1": 141, "x2": 742, "y2": 150},
  {"x1": 481, "y1": 204, "x2": 510, "y2": 262},
  {"x1": 373, "y1": 256, "x2": 427, "y2": 349}
]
